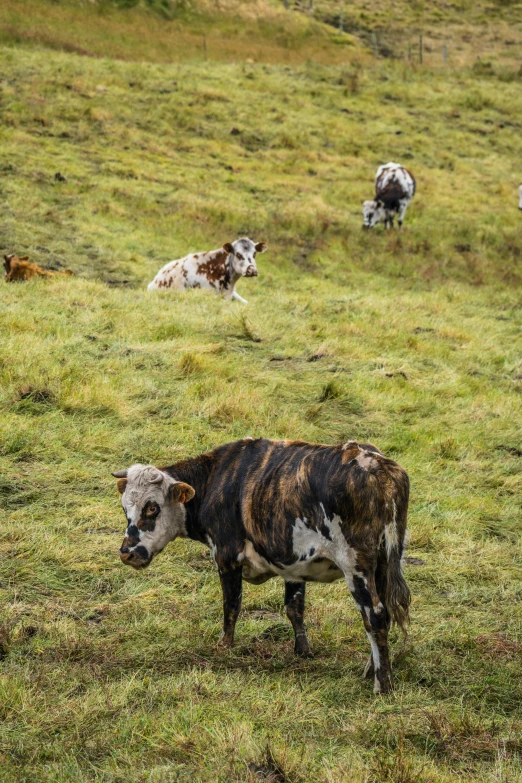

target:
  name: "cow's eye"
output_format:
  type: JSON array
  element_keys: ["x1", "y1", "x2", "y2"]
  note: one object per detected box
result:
[{"x1": 147, "y1": 504, "x2": 158, "y2": 516}]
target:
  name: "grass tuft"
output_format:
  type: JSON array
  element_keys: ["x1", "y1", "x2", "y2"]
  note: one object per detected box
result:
[
  {"x1": 233, "y1": 312, "x2": 262, "y2": 343},
  {"x1": 318, "y1": 379, "x2": 341, "y2": 402}
]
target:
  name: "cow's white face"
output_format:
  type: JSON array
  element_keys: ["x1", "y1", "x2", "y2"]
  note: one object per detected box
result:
[
  {"x1": 362, "y1": 200, "x2": 386, "y2": 229},
  {"x1": 223, "y1": 237, "x2": 267, "y2": 277},
  {"x1": 113, "y1": 464, "x2": 195, "y2": 569},
  {"x1": 518, "y1": 185, "x2": 522, "y2": 210}
]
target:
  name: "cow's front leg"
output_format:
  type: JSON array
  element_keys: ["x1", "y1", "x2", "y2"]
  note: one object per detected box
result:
[
  {"x1": 284, "y1": 581, "x2": 312, "y2": 658},
  {"x1": 218, "y1": 566, "x2": 243, "y2": 647},
  {"x1": 231, "y1": 290, "x2": 248, "y2": 304}
]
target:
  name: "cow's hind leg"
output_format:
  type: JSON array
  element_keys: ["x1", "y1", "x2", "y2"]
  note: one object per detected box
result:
[
  {"x1": 362, "y1": 551, "x2": 390, "y2": 681},
  {"x1": 284, "y1": 581, "x2": 312, "y2": 658},
  {"x1": 350, "y1": 572, "x2": 392, "y2": 694},
  {"x1": 398, "y1": 201, "x2": 408, "y2": 229},
  {"x1": 218, "y1": 567, "x2": 243, "y2": 647}
]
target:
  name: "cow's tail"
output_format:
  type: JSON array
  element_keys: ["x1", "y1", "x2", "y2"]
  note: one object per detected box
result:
[{"x1": 379, "y1": 467, "x2": 411, "y2": 634}]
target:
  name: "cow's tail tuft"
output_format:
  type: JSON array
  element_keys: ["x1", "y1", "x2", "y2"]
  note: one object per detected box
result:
[{"x1": 383, "y1": 470, "x2": 411, "y2": 634}]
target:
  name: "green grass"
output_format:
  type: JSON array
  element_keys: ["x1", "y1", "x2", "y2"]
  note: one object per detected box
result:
[{"x1": 1, "y1": 3, "x2": 522, "y2": 781}]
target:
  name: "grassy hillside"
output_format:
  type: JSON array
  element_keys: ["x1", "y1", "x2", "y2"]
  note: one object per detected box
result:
[
  {"x1": 0, "y1": 0, "x2": 361, "y2": 65},
  {"x1": 1, "y1": 3, "x2": 522, "y2": 782}
]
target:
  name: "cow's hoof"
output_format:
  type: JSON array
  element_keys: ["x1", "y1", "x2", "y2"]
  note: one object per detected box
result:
[
  {"x1": 294, "y1": 640, "x2": 313, "y2": 658},
  {"x1": 217, "y1": 635, "x2": 234, "y2": 649},
  {"x1": 374, "y1": 675, "x2": 393, "y2": 695}
]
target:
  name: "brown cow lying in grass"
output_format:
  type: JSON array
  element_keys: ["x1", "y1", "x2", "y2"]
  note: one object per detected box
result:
[
  {"x1": 113, "y1": 437, "x2": 411, "y2": 694},
  {"x1": 3, "y1": 254, "x2": 73, "y2": 281}
]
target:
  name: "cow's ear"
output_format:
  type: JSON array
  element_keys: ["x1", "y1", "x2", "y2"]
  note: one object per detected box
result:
[
  {"x1": 223, "y1": 243, "x2": 234, "y2": 254},
  {"x1": 169, "y1": 481, "x2": 195, "y2": 504},
  {"x1": 3, "y1": 256, "x2": 11, "y2": 272},
  {"x1": 255, "y1": 242, "x2": 267, "y2": 254}
]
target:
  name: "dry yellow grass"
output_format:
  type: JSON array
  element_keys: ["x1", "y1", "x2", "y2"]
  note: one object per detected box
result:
[{"x1": 0, "y1": 0, "x2": 363, "y2": 65}]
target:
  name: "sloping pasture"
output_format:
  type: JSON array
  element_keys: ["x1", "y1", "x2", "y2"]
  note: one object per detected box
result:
[{"x1": 0, "y1": 25, "x2": 521, "y2": 783}]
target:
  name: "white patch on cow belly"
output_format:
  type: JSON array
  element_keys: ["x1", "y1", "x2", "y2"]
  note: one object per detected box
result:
[
  {"x1": 240, "y1": 508, "x2": 357, "y2": 585},
  {"x1": 241, "y1": 534, "x2": 343, "y2": 584},
  {"x1": 276, "y1": 511, "x2": 353, "y2": 583},
  {"x1": 241, "y1": 540, "x2": 274, "y2": 583}
]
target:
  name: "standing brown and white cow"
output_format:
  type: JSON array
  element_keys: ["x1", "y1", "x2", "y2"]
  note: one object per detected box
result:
[
  {"x1": 363, "y1": 162, "x2": 416, "y2": 229},
  {"x1": 147, "y1": 237, "x2": 267, "y2": 304},
  {"x1": 112, "y1": 438, "x2": 411, "y2": 694}
]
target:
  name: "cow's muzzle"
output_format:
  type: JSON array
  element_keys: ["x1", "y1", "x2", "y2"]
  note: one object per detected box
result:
[
  {"x1": 119, "y1": 545, "x2": 151, "y2": 569},
  {"x1": 244, "y1": 266, "x2": 258, "y2": 277}
]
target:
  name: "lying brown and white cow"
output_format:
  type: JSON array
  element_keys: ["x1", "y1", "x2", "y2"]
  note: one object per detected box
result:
[
  {"x1": 113, "y1": 437, "x2": 411, "y2": 694},
  {"x1": 3, "y1": 254, "x2": 72, "y2": 282},
  {"x1": 362, "y1": 162, "x2": 416, "y2": 230},
  {"x1": 147, "y1": 238, "x2": 267, "y2": 304}
]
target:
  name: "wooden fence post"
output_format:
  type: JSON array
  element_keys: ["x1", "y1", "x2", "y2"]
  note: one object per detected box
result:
[{"x1": 419, "y1": 34, "x2": 423, "y2": 65}]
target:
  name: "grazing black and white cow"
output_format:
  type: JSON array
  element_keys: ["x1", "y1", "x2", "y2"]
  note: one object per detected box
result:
[
  {"x1": 363, "y1": 162, "x2": 416, "y2": 229},
  {"x1": 112, "y1": 438, "x2": 411, "y2": 694},
  {"x1": 147, "y1": 238, "x2": 267, "y2": 304},
  {"x1": 518, "y1": 185, "x2": 522, "y2": 210}
]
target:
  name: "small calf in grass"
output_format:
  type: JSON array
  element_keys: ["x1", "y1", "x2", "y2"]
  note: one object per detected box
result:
[
  {"x1": 363, "y1": 162, "x2": 416, "y2": 230},
  {"x1": 147, "y1": 237, "x2": 267, "y2": 304},
  {"x1": 4, "y1": 254, "x2": 72, "y2": 281},
  {"x1": 113, "y1": 437, "x2": 411, "y2": 694}
]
